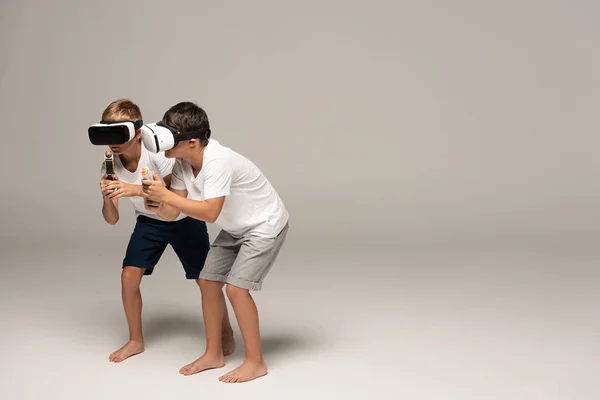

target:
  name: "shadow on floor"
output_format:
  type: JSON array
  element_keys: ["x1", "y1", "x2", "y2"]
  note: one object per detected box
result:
[
  {"x1": 142, "y1": 313, "x2": 204, "y2": 345},
  {"x1": 78, "y1": 306, "x2": 326, "y2": 361}
]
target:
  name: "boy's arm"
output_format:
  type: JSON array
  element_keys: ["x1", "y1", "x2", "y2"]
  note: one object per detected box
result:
[
  {"x1": 168, "y1": 157, "x2": 231, "y2": 223},
  {"x1": 142, "y1": 171, "x2": 225, "y2": 223},
  {"x1": 149, "y1": 187, "x2": 186, "y2": 220},
  {"x1": 103, "y1": 179, "x2": 143, "y2": 199},
  {"x1": 162, "y1": 191, "x2": 225, "y2": 223},
  {"x1": 100, "y1": 173, "x2": 119, "y2": 224},
  {"x1": 102, "y1": 196, "x2": 119, "y2": 224},
  {"x1": 160, "y1": 157, "x2": 231, "y2": 223}
]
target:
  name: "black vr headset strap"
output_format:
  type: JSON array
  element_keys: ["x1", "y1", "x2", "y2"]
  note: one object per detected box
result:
[
  {"x1": 176, "y1": 130, "x2": 211, "y2": 141},
  {"x1": 156, "y1": 122, "x2": 211, "y2": 142}
]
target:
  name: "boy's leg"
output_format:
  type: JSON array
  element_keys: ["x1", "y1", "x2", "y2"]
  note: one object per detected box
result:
[
  {"x1": 219, "y1": 297, "x2": 235, "y2": 355},
  {"x1": 110, "y1": 216, "x2": 168, "y2": 363},
  {"x1": 216, "y1": 223, "x2": 289, "y2": 383},
  {"x1": 179, "y1": 279, "x2": 227, "y2": 375},
  {"x1": 220, "y1": 285, "x2": 266, "y2": 383},
  {"x1": 109, "y1": 266, "x2": 146, "y2": 362},
  {"x1": 169, "y1": 218, "x2": 236, "y2": 357},
  {"x1": 198, "y1": 279, "x2": 236, "y2": 355},
  {"x1": 176, "y1": 229, "x2": 239, "y2": 375}
]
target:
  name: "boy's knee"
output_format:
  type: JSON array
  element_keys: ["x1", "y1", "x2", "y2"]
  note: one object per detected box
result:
[
  {"x1": 225, "y1": 284, "x2": 249, "y2": 301},
  {"x1": 121, "y1": 267, "x2": 143, "y2": 290},
  {"x1": 198, "y1": 278, "x2": 223, "y2": 293}
]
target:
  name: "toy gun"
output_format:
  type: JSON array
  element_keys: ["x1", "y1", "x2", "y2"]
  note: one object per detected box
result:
[
  {"x1": 141, "y1": 167, "x2": 153, "y2": 181},
  {"x1": 104, "y1": 150, "x2": 115, "y2": 180}
]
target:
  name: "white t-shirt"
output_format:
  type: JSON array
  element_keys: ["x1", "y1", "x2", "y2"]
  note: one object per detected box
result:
[
  {"x1": 171, "y1": 139, "x2": 289, "y2": 238},
  {"x1": 100, "y1": 144, "x2": 186, "y2": 221}
]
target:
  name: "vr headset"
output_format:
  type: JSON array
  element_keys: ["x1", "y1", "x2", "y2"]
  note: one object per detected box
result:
[
  {"x1": 88, "y1": 120, "x2": 144, "y2": 145},
  {"x1": 141, "y1": 122, "x2": 211, "y2": 153}
]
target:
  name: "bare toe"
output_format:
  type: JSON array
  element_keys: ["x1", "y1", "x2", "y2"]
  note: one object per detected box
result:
[
  {"x1": 108, "y1": 341, "x2": 144, "y2": 363},
  {"x1": 179, "y1": 354, "x2": 224, "y2": 376},
  {"x1": 220, "y1": 360, "x2": 267, "y2": 383},
  {"x1": 219, "y1": 372, "x2": 230, "y2": 382}
]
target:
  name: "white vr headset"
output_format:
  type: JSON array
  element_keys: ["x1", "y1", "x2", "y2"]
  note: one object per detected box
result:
[
  {"x1": 88, "y1": 120, "x2": 143, "y2": 145},
  {"x1": 141, "y1": 122, "x2": 211, "y2": 153}
]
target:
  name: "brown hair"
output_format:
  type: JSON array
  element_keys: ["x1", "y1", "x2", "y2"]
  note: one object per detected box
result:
[
  {"x1": 162, "y1": 101, "x2": 211, "y2": 146},
  {"x1": 101, "y1": 98, "x2": 142, "y2": 122}
]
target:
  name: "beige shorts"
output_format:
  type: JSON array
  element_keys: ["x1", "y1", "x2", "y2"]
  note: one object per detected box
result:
[{"x1": 199, "y1": 223, "x2": 289, "y2": 291}]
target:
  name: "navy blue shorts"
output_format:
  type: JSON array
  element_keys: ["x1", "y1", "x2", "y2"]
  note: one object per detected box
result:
[{"x1": 123, "y1": 215, "x2": 210, "y2": 279}]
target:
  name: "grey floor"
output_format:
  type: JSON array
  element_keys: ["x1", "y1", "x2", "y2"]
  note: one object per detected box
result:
[{"x1": 1, "y1": 235, "x2": 598, "y2": 400}]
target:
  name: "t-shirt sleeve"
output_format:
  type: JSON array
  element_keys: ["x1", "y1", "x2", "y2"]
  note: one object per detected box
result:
[
  {"x1": 149, "y1": 152, "x2": 176, "y2": 179},
  {"x1": 170, "y1": 159, "x2": 187, "y2": 191},
  {"x1": 202, "y1": 158, "x2": 233, "y2": 200}
]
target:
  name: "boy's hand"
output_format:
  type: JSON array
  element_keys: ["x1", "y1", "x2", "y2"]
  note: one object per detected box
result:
[
  {"x1": 102, "y1": 176, "x2": 142, "y2": 199},
  {"x1": 100, "y1": 174, "x2": 117, "y2": 200},
  {"x1": 142, "y1": 171, "x2": 169, "y2": 202}
]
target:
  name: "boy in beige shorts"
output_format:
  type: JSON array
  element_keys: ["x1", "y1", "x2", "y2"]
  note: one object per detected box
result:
[{"x1": 141, "y1": 101, "x2": 289, "y2": 383}]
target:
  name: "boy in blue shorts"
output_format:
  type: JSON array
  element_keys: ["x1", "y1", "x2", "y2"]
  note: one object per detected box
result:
[{"x1": 96, "y1": 99, "x2": 234, "y2": 363}]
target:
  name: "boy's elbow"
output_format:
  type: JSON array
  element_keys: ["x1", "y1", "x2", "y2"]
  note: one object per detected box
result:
[
  {"x1": 206, "y1": 211, "x2": 219, "y2": 224},
  {"x1": 104, "y1": 215, "x2": 119, "y2": 225}
]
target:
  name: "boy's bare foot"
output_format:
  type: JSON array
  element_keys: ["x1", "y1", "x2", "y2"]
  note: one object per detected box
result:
[
  {"x1": 109, "y1": 340, "x2": 144, "y2": 363},
  {"x1": 222, "y1": 334, "x2": 236, "y2": 356},
  {"x1": 179, "y1": 353, "x2": 225, "y2": 376},
  {"x1": 219, "y1": 359, "x2": 268, "y2": 383}
]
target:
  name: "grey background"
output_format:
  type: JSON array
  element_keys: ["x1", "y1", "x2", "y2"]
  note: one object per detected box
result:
[{"x1": 1, "y1": 1, "x2": 599, "y2": 399}]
